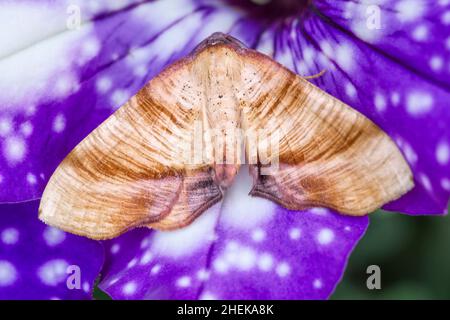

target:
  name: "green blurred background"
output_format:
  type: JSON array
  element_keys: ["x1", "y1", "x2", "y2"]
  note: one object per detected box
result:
[
  {"x1": 94, "y1": 205, "x2": 450, "y2": 300},
  {"x1": 332, "y1": 205, "x2": 450, "y2": 299}
]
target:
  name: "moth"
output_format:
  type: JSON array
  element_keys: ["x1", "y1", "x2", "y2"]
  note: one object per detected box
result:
[{"x1": 39, "y1": 33, "x2": 413, "y2": 240}]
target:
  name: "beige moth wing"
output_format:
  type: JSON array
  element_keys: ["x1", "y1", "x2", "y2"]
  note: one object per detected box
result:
[
  {"x1": 239, "y1": 50, "x2": 414, "y2": 215},
  {"x1": 39, "y1": 55, "x2": 223, "y2": 240},
  {"x1": 39, "y1": 33, "x2": 414, "y2": 241}
]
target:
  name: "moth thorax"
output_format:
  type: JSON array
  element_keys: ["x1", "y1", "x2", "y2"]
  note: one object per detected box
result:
[{"x1": 213, "y1": 163, "x2": 240, "y2": 189}]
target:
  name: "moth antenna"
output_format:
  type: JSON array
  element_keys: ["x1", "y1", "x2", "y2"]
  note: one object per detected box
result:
[{"x1": 302, "y1": 69, "x2": 326, "y2": 80}]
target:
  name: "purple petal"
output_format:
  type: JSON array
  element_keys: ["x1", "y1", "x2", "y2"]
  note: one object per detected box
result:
[
  {"x1": 315, "y1": 0, "x2": 450, "y2": 88},
  {"x1": 0, "y1": 201, "x2": 104, "y2": 299},
  {"x1": 99, "y1": 170, "x2": 368, "y2": 299}
]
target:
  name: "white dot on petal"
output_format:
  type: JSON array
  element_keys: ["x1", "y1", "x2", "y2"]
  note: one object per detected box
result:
[
  {"x1": 311, "y1": 207, "x2": 329, "y2": 215},
  {"x1": 336, "y1": 44, "x2": 353, "y2": 71},
  {"x1": 110, "y1": 243, "x2": 120, "y2": 254},
  {"x1": 317, "y1": 228, "x2": 335, "y2": 245},
  {"x1": 96, "y1": 77, "x2": 112, "y2": 93},
  {"x1": 344, "y1": 226, "x2": 351, "y2": 231},
  {"x1": 43, "y1": 226, "x2": 66, "y2": 246},
  {"x1": 213, "y1": 259, "x2": 229, "y2": 274},
  {"x1": 289, "y1": 228, "x2": 301, "y2": 240},
  {"x1": 419, "y1": 173, "x2": 433, "y2": 192},
  {"x1": 3, "y1": 136, "x2": 26, "y2": 164},
  {"x1": 256, "y1": 30, "x2": 274, "y2": 56},
  {"x1": 52, "y1": 114, "x2": 66, "y2": 133},
  {"x1": 150, "y1": 264, "x2": 161, "y2": 275},
  {"x1": 320, "y1": 41, "x2": 333, "y2": 57},
  {"x1": 257, "y1": 252, "x2": 274, "y2": 272},
  {"x1": 111, "y1": 89, "x2": 129, "y2": 108},
  {"x1": 140, "y1": 251, "x2": 153, "y2": 265},
  {"x1": 345, "y1": 82, "x2": 357, "y2": 98},
  {"x1": 54, "y1": 74, "x2": 79, "y2": 97},
  {"x1": 251, "y1": 228, "x2": 266, "y2": 242},
  {"x1": 429, "y1": 56, "x2": 443, "y2": 71},
  {"x1": 412, "y1": 25, "x2": 428, "y2": 41},
  {"x1": 0, "y1": 261, "x2": 17, "y2": 286},
  {"x1": 140, "y1": 237, "x2": 150, "y2": 249},
  {"x1": 80, "y1": 38, "x2": 100, "y2": 62},
  {"x1": 133, "y1": 65, "x2": 147, "y2": 77},
  {"x1": 441, "y1": 178, "x2": 450, "y2": 191},
  {"x1": 127, "y1": 258, "x2": 138, "y2": 269},
  {"x1": 26, "y1": 173, "x2": 37, "y2": 185},
  {"x1": 122, "y1": 281, "x2": 137, "y2": 295},
  {"x1": 20, "y1": 122, "x2": 33, "y2": 137},
  {"x1": 391, "y1": 92, "x2": 400, "y2": 106},
  {"x1": 396, "y1": 0, "x2": 426, "y2": 22},
  {"x1": 0, "y1": 118, "x2": 13, "y2": 137},
  {"x1": 374, "y1": 93, "x2": 387, "y2": 112},
  {"x1": 313, "y1": 278, "x2": 323, "y2": 289},
  {"x1": 83, "y1": 282, "x2": 90, "y2": 293},
  {"x1": 351, "y1": 18, "x2": 382, "y2": 43},
  {"x1": 1, "y1": 228, "x2": 19, "y2": 245},
  {"x1": 442, "y1": 11, "x2": 450, "y2": 25},
  {"x1": 197, "y1": 269, "x2": 210, "y2": 281},
  {"x1": 276, "y1": 262, "x2": 291, "y2": 278},
  {"x1": 111, "y1": 52, "x2": 120, "y2": 61},
  {"x1": 317, "y1": 54, "x2": 331, "y2": 70},
  {"x1": 235, "y1": 247, "x2": 257, "y2": 271},
  {"x1": 302, "y1": 47, "x2": 315, "y2": 61},
  {"x1": 436, "y1": 142, "x2": 450, "y2": 165},
  {"x1": 401, "y1": 142, "x2": 418, "y2": 165},
  {"x1": 108, "y1": 277, "x2": 119, "y2": 286},
  {"x1": 176, "y1": 276, "x2": 191, "y2": 288},
  {"x1": 37, "y1": 259, "x2": 69, "y2": 286},
  {"x1": 406, "y1": 92, "x2": 433, "y2": 116},
  {"x1": 223, "y1": 241, "x2": 239, "y2": 261},
  {"x1": 25, "y1": 105, "x2": 36, "y2": 116},
  {"x1": 275, "y1": 50, "x2": 294, "y2": 70},
  {"x1": 199, "y1": 292, "x2": 218, "y2": 300}
]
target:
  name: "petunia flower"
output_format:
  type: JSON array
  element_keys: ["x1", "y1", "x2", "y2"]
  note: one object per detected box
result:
[{"x1": 0, "y1": 0, "x2": 449, "y2": 300}]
